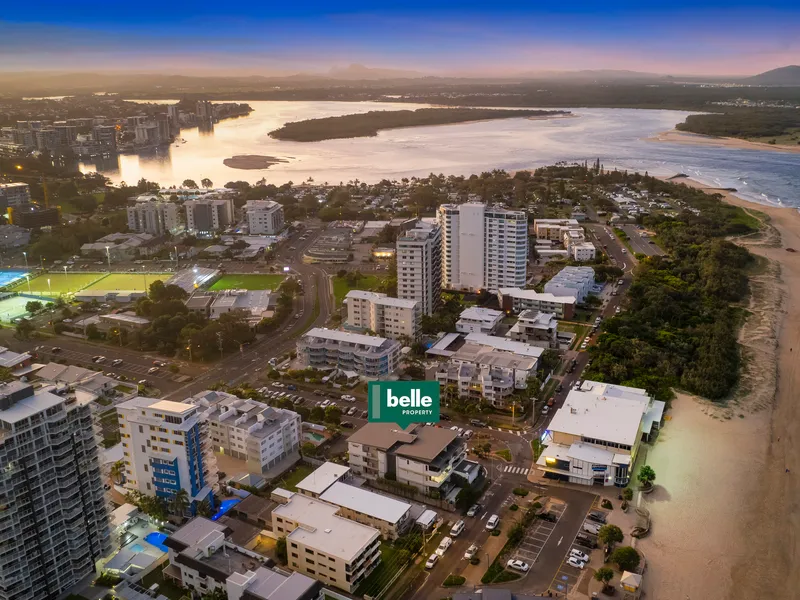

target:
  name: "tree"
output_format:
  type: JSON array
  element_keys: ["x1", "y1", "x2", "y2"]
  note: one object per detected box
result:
[
  {"x1": 610, "y1": 546, "x2": 641, "y2": 572},
  {"x1": 597, "y1": 524, "x2": 624, "y2": 550},
  {"x1": 170, "y1": 488, "x2": 190, "y2": 518},
  {"x1": 25, "y1": 301, "x2": 43, "y2": 313},
  {"x1": 201, "y1": 178, "x2": 213, "y2": 189},
  {"x1": 183, "y1": 179, "x2": 198, "y2": 188},
  {"x1": 300, "y1": 442, "x2": 317, "y2": 457},
  {"x1": 324, "y1": 406, "x2": 342, "y2": 426},
  {"x1": 201, "y1": 589, "x2": 227, "y2": 600},
  {"x1": 594, "y1": 567, "x2": 615, "y2": 592},
  {"x1": 15, "y1": 318, "x2": 34, "y2": 340},
  {"x1": 110, "y1": 460, "x2": 125, "y2": 484},
  {"x1": 638, "y1": 465, "x2": 656, "y2": 488},
  {"x1": 309, "y1": 406, "x2": 325, "y2": 422},
  {"x1": 275, "y1": 536, "x2": 288, "y2": 564},
  {"x1": 196, "y1": 499, "x2": 213, "y2": 518},
  {"x1": 86, "y1": 323, "x2": 103, "y2": 340}
]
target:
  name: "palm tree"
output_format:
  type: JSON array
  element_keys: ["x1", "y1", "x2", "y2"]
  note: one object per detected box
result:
[
  {"x1": 110, "y1": 460, "x2": 125, "y2": 484},
  {"x1": 196, "y1": 498, "x2": 213, "y2": 518},
  {"x1": 201, "y1": 178, "x2": 213, "y2": 189},
  {"x1": 170, "y1": 489, "x2": 190, "y2": 518}
]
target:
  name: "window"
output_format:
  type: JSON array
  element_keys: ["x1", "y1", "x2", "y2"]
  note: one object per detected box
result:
[
  {"x1": 291, "y1": 552, "x2": 298, "y2": 558},
  {"x1": 290, "y1": 542, "x2": 298, "y2": 549}
]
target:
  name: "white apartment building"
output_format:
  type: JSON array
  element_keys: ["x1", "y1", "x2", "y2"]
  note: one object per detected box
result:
[
  {"x1": 497, "y1": 288, "x2": 577, "y2": 319},
  {"x1": 396, "y1": 222, "x2": 442, "y2": 315},
  {"x1": 127, "y1": 197, "x2": 179, "y2": 235},
  {"x1": 570, "y1": 242, "x2": 597, "y2": 262},
  {"x1": 345, "y1": 290, "x2": 421, "y2": 340},
  {"x1": 537, "y1": 381, "x2": 665, "y2": 487},
  {"x1": 437, "y1": 203, "x2": 528, "y2": 292},
  {"x1": 544, "y1": 266, "x2": 595, "y2": 304},
  {"x1": 297, "y1": 328, "x2": 401, "y2": 379},
  {"x1": 348, "y1": 422, "x2": 467, "y2": 498},
  {"x1": 185, "y1": 197, "x2": 235, "y2": 233},
  {"x1": 0, "y1": 182, "x2": 31, "y2": 208},
  {"x1": 295, "y1": 462, "x2": 352, "y2": 499},
  {"x1": 116, "y1": 397, "x2": 217, "y2": 510},
  {"x1": 186, "y1": 390, "x2": 301, "y2": 474},
  {"x1": 272, "y1": 491, "x2": 381, "y2": 593},
  {"x1": 456, "y1": 306, "x2": 504, "y2": 334},
  {"x1": 533, "y1": 218, "x2": 581, "y2": 241},
  {"x1": 163, "y1": 517, "x2": 323, "y2": 600},
  {"x1": 506, "y1": 310, "x2": 559, "y2": 349},
  {"x1": 0, "y1": 381, "x2": 111, "y2": 600},
  {"x1": 245, "y1": 200, "x2": 284, "y2": 235},
  {"x1": 319, "y1": 482, "x2": 412, "y2": 541}
]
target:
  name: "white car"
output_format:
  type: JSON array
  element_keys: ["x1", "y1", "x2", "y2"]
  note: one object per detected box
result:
[
  {"x1": 425, "y1": 553, "x2": 439, "y2": 569},
  {"x1": 320, "y1": 399, "x2": 330, "y2": 408},
  {"x1": 341, "y1": 394, "x2": 356, "y2": 402},
  {"x1": 464, "y1": 544, "x2": 479, "y2": 560},
  {"x1": 435, "y1": 537, "x2": 453, "y2": 557},
  {"x1": 486, "y1": 515, "x2": 499, "y2": 530},
  {"x1": 148, "y1": 367, "x2": 159, "y2": 374},
  {"x1": 567, "y1": 556, "x2": 586, "y2": 569},
  {"x1": 347, "y1": 406, "x2": 357, "y2": 416},
  {"x1": 506, "y1": 559, "x2": 530, "y2": 573},
  {"x1": 467, "y1": 504, "x2": 481, "y2": 517},
  {"x1": 271, "y1": 382, "x2": 284, "y2": 388},
  {"x1": 570, "y1": 548, "x2": 590, "y2": 563}
]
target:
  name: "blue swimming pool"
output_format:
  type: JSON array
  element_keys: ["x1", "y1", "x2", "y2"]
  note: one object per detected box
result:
[
  {"x1": 129, "y1": 543, "x2": 144, "y2": 553},
  {"x1": 211, "y1": 498, "x2": 241, "y2": 521},
  {"x1": 144, "y1": 531, "x2": 169, "y2": 553}
]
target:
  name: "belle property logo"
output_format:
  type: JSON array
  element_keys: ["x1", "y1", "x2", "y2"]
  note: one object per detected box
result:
[{"x1": 368, "y1": 381, "x2": 440, "y2": 428}]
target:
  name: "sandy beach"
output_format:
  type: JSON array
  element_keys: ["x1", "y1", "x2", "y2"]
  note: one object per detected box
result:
[
  {"x1": 648, "y1": 129, "x2": 800, "y2": 154},
  {"x1": 637, "y1": 177, "x2": 798, "y2": 600}
]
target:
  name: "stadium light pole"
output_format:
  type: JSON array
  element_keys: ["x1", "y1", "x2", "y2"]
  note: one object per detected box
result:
[
  {"x1": 22, "y1": 251, "x2": 28, "y2": 270},
  {"x1": 47, "y1": 278, "x2": 51, "y2": 295},
  {"x1": 63, "y1": 266, "x2": 68, "y2": 290},
  {"x1": 105, "y1": 246, "x2": 111, "y2": 270},
  {"x1": 25, "y1": 274, "x2": 30, "y2": 294}
]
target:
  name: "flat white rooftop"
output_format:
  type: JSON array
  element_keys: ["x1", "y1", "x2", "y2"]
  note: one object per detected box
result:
[
  {"x1": 303, "y1": 327, "x2": 390, "y2": 348},
  {"x1": 498, "y1": 288, "x2": 577, "y2": 303},
  {"x1": 295, "y1": 462, "x2": 350, "y2": 496},
  {"x1": 458, "y1": 306, "x2": 503, "y2": 323},
  {"x1": 346, "y1": 290, "x2": 418, "y2": 309},
  {"x1": 320, "y1": 482, "x2": 411, "y2": 524},
  {"x1": 465, "y1": 332, "x2": 544, "y2": 359}
]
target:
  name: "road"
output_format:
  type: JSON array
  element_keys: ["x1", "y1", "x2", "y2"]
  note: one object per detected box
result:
[{"x1": 619, "y1": 224, "x2": 664, "y2": 257}]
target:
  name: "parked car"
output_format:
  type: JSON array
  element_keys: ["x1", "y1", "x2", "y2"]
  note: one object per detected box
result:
[
  {"x1": 486, "y1": 515, "x2": 499, "y2": 530},
  {"x1": 450, "y1": 520, "x2": 465, "y2": 537},
  {"x1": 440, "y1": 414, "x2": 452, "y2": 421},
  {"x1": 287, "y1": 384, "x2": 297, "y2": 391},
  {"x1": 470, "y1": 419, "x2": 487, "y2": 427},
  {"x1": 507, "y1": 559, "x2": 530, "y2": 573},
  {"x1": 321, "y1": 399, "x2": 330, "y2": 408},
  {"x1": 539, "y1": 512, "x2": 557, "y2": 523},
  {"x1": 575, "y1": 534, "x2": 598, "y2": 549},
  {"x1": 425, "y1": 554, "x2": 439, "y2": 569},
  {"x1": 467, "y1": 504, "x2": 482, "y2": 517},
  {"x1": 435, "y1": 537, "x2": 453, "y2": 556},
  {"x1": 360, "y1": 410, "x2": 368, "y2": 419},
  {"x1": 340, "y1": 421, "x2": 354, "y2": 429},
  {"x1": 464, "y1": 544, "x2": 479, "y2": 560},
  {"x1": 152, "y1": 360, "x2": 165, "y2": 367},
  {"x1": 111, "y1": 359, "x2": 123, "y2": 366},
  {"x1": 93, "y1": 356, "x2": 106, "y2": 363},
  {"x1": 148, "y1": 367, "x2": 159, "y2": 374},
  {"x1": 463, "y1": 429, "x2": 474, "y2": 439},
  {"x1": 341, "y1": 394, "x2": 356, "y2": 402},
  {"x1": 618, "y1": 279, "x2": 624, "y2": 286},
  {"x1": 583, "y1": 522, "x2": 600, "y2": 535},
  {"x1": 347, "y1": 406, "x2": 357, "y2": 416},
  {"x1": 570, "y1": 549, "x2": 590, "y2": 563},
  {"x1": 541, "y1": 406, "x2": 549, "y2": 415},
  {"x1": 567, "y1": 556, "x2": 586, "y2": 569},
  {"x1": 587, "y1": 511, "x2": 607, "y2": 524},
  {"x1": 138, "y1": 379, "x2": 149, "y2": 386}
]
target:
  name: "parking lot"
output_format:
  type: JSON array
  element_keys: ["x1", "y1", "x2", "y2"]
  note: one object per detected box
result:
[
  {"x1": 512, "y1": 500, "x2": 566, "y2": 565},
  {"x1": 548, "y1": 507, "x2": 608, "y2": 596}
]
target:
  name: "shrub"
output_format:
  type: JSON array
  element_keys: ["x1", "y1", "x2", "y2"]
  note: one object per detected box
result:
[
  {"x1": 443, "y1": 575, "x2": 466, "y2": 587},
  {"x1": 470, "y1": 556, "x2": 480, "y2": 565},
  {"x1": 509, "y1": 504, "x2": 519, "y2": 511},
  {"x1": 623, "y1": 488, "x2": 634, "y2": 501},
  {"x1": 512, "y1": 488, "x2": 529, "y2": 497},
  {"x1": 491, "y1": 530, "x2": 500, "y2": 536},
  {"x1": 601, "y1": 499, "x2": 613, "y2": 510}
]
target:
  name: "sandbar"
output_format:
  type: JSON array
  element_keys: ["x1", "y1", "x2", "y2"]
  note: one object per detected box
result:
[
  {"x1": 647, "y1": 129, "x2": 800, "y2": 154},
  {"x1": 223, "y1": 154, "x2": 290, "y2": 170}
]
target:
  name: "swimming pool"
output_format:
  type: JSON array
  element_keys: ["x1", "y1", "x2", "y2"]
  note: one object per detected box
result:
[
  {"x1": 211, "y1": 498, "x2": 241, "y2": 521},
  {"x1": 144, "y1": 531, "x2": 169, "y2": 553},
  {"x1": 0, "y1": 271, "x2": 28, "y2": 288},
  {"x1": 129, "y1": 543, "x2": 144, "y2": 553}
]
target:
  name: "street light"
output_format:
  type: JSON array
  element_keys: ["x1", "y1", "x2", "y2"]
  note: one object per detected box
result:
[
  {"x1": 22, "y1": 251, "x2": 28, "y2": 270},
  {"x1": 105, "y1": 246, "x2": 111, "y2": 270},
  {"x1": 24, "y1": 274, "x2": 31, "y2": 294},
  {"x1": 63, "y1": 266, "x2": 69, "y2": 291},
  {"x1": 174, "y1": 245, "x2": 179, "y2": 269},
  {"x1": 47, "y1": 278, "x2": 51, "y2": 295}
]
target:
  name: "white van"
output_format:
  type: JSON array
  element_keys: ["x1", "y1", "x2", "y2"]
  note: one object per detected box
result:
[
  {"x1": 435, "y1": 536, "x2": 453, "y2": 556},
  {"x1": 450, "y1": 520, "x2": 465, "y2": 537},
  {"x1": 486, "y1": 514, "x2": 500, "y2": 530}
]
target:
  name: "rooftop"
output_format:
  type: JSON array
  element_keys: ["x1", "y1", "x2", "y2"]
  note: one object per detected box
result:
[
  {"x1": 0, "y1": 346, "x2": 31, "y2": 368},
  {"x1": 346, "y1": 289, "x2": 418, "y2": 309},
  {"x1": 0, "y1": 384, "x2": 62, "y2": 424},
  {"x1": 458, "y1": 306, "x2": 504, "y2": 323},
  {"x1": 320, "y1": 482, "x2": 411, "y2": 524},
  {"x1": 465, "y1": 332, "x2": 544, "y2": 359},
  {"x1": 498, "y1": 288, "x2": 577, "y2": 303},
  {"x1": 347, "y1": 422, "x2": 460, "y2": 462},
  {"x1": 295, "y1": 462, "x2": 350, "y2": 496},
  {"x1": 271, "y1": 491, "x2": 379, "y2": 560},
  {"x1": 302, "y1": 327, "x2": 393, "y2": 348},
  {"x1": 149, "y1": 399, "x2": 197, "y2": 414}
]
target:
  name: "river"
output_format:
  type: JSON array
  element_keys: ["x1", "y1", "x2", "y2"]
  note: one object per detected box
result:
[{"x1": 79, "y1": 100, "x2": 800, "y2": 207}]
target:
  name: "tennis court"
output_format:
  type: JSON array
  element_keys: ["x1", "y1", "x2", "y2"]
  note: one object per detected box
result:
[
  {"x1": 0, "y1": 296, "x2": 36, "y2": 322},
  {"x1": 0, "y1": 270, "x2": 28, "y2": 289}
]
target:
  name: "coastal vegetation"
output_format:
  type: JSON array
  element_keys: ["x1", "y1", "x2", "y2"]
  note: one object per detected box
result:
[
  {"x1": 676, "y1": 108, "x2": 800, "y2": 145},
  {"x1": 268, "y1": 108, "x2": 568, "y2": 142}
]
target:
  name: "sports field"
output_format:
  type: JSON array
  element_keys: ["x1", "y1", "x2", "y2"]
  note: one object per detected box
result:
[
  {"x1": 9, "y1": 272, "x2": 103, "y2": 295},
  {"x1": 0, "y1": 296, "x2": 36, "y2": 322},
  {"x1": 83, "y1": 272, "x2": 171, "y2": 292},
  {"x1": 0, "y1": 270, "x2": 28, "y2": 288},
  {"x1": 209, "y1": 274, "x2": 285, "y2": 291}
]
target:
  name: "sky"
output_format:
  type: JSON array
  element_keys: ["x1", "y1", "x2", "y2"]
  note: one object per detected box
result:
[{"x1": 2, "y1": 0, "x2": 799, "y2": 77}]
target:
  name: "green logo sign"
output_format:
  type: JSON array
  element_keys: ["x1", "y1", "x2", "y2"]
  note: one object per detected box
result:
[{"x1": 368, "y1": 381, "x2": 440, "y2": 429}]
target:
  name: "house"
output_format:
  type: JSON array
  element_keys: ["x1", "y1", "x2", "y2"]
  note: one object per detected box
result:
[
  {"x1": 506, "y1": 310, "x2": 559, "y2": 349},
  {"x1": 456, "y1": 307, "x2": 504, "y2": 335}
]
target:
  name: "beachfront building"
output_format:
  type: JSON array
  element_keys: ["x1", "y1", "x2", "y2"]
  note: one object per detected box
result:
[
  {"x1": 456, "y1": 306, "x2": 504, "y2": 335},
  {"x1": 245, "y1": 200, "x2": 284, "y2": 235},
  {"x1": 296, "y1": 328, "x2": 401, "y2": 378},
  {"x1": 497, "y1": 288, "x2": 577, "y2": 318},
  {"x1": 116, "y1": 396, "x2": 217, "y2": 512},
  {"x1": 437, "y1": 203, "x2": 527, "y2": 292},
  {"x1": 396, "y1": 222, "x2": 442, "y2": 315},
  {"x1": 0, "y1": 381, "x2": 111, "y2": 600},
  {"x1": 345, "y1": 289, "x2": 421, "y2": 340},
  {"x1": 160, "y1": 517, "x2": 323, "y2": 600},
  {"x1": 127, "y1": 196, "x2": 180, "y2": 235},
  {"x1": 544, "y1": 266, "x2": 595, "y2": 304},
  {"x1": 184, "y1": 197, "x2": 235, "y2": 234},
  {"x1": 506, "y1": 310, "x2": 559, "y2": 349},
  {"x1": 347, "y1": 422, "x2": 467, "y2": 497},
  {"x1": 186, "y1": 390, "x2": 301, "y2": 475},
  {"x1": 536, "y1": 381, "x2": 665, "y2": 487},
  {"x1": 271, "y1": 491, "x2": 381, "y2": 592}
]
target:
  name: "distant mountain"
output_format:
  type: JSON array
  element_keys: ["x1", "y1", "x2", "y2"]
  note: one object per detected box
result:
[
  {"x1": 744, "y1": 66, "x2": 800, "y2": 86},
  {"x1": 327, "y1": 64, "x2": 426, "y2": 80},
  {"x1": 512, "y1": 69, "x2": 668, "y2": 82}
]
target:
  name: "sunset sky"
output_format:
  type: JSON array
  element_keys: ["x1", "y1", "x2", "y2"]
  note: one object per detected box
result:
[{"x1": 2, "y1": 0, "x2": 799, "y2": 76}]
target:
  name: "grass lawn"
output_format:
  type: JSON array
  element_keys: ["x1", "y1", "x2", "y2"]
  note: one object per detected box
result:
[
  {"x1": 140, "y1": 568, "x2": 186, "y2": 600},
  {"x1": 354, "y1": 542, "x2": 406, "y2": 598},
  {"x1": 10, "y1": 272, "x2": 103, "y2": 295},
  {"x1": 84, "y1": 272, "x2": 171, "y2": 292},
  {"x1": 275, "y1": 464, "x2": 314, "y2": 492},
  {"x1": 210, "y1": 274, "x2": 286, "y2": 291},
  {"x1": 494, "y1": 448, "x2": 513, "y2": 462},
  {"x1": 332, "y1": 274, "x2": 384, "y2": 305}
]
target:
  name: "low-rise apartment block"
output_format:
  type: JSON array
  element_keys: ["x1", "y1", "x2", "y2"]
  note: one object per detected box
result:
[
  {"x1": 570, "y1": 241, "x2": 597, "y2": 262},
  {"x1": 245, "y1": 200, "x2": 284, "y2": 235},
  {"x1": 544, "y1": 266, "x2": 595, "y2": 303},
  {"x1": 297, "y1": 328, "x2": 401, "y2": 379},
  {"x1": 348, "y1": 422, "x2": 467, "y2": 498},
  {"x1": 0, "y1": 182, "x2": 31, "y2": 209},
  {"x1": 497, "y1": 288, "x2": 577, "y2": 318},
  {"x1": 532, "y1": 218, "x2": 580, "y2": 241},
  {"x1": 163, "y1": 517, "x2": 323, "y2": 600},
  {"x1": 127, "y1": 196, "x2": 180, "y2": 235},
  {"x1": 117, "y1": 396, "x2": 217, "y2": 510},
  {"x1": 506, "y1": 310, "x2": 559, "y2": 349},
  {"x1": 186, "y1": 390, "x2": 301, "y2": 474},
  {"x1": 272, "y1": 491, "x2": 381, "y2": 592},
  {"x1": 536, "y1": 381, "x2": 665, "y2": 487},
  {"x1": 345, "y1": 290, "x2": 421, "y2": 340},
  {"x1": 295, "y1": 461, "x2": 351, "y2": 498},
  {"x1": 456, "y1": 306, "x2": 504, "y2": 335}
]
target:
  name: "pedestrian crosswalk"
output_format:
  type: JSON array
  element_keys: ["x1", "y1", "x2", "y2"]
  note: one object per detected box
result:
[
  {"x1": 503, "y1": 465, "x2": 532, "y2": 475},
  {"x1": 487, "y1": 426, "x2": 526, "y2": 436}
]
